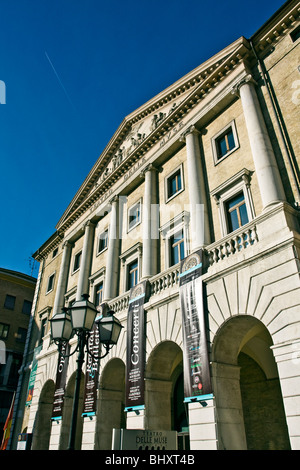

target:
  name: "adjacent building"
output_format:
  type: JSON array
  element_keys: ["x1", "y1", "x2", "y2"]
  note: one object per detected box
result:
[
  {"x1": 0, "y1": 268, "x2": 36, "y2": 446},
  {"x1": 10, "y1": 0, "x2": 300, "y2": 450}
]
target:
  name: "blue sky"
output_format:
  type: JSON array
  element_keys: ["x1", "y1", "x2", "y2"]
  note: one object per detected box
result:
[{"x1": 0, "y1": 0, "x2": 286, "y2": 277}]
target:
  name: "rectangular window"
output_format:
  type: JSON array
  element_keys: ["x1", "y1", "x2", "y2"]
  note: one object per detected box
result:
[
  {"x1": 168, "y1": 169, "x2": 182, "y2": 198},
  {"x1": 98, "y1": 230, "x2": 108, "y2": 253},
  {"x1": 216, "y1": 128, "x2": 235, "y2": 159},
  {"x1": 212, "y1": 121, "x2": 239, "y2": 164},
  {"x1": 165, "y1": 165, "x2": 184, "y2": 202},
  {"x1": 39, "y1": 318, "x2": 47, "y2": 344},
  {"x1": 16, "y1": 327, "x2": 27, "y2": 343},
  {"x1": 73, "y1": 251, "x2": 82, "y2": 272},
  {"x1": 128, "y1": 260, "x2": 138, "y2": 289},
  {"x1": 4, "y1": 295, "x2": 16, "y2": 310},
  {"x1": 95, "y1": 282, "x2": 104, "y2": 307},
  {"x1": 291, "y1": 25, "x2": 300, "y2": 42},
  {"x1": 170, "y1": 231, "x2": 185, "y2": 266},
  {"x1": 226, "y1": 192, "x2": 249, "y2": 232},
  {"x1": 46, "y1": 273, "x2": 55, "y2": 293},
  {"x1": 22, "y1": 300, "x2": 32, "y2": 315},
  {"x1": 128, "y1": 201, "x2": 141, "y2": 231},
  {"x1": 0, "y1": 323, "x2": 9, "y2": 339}
]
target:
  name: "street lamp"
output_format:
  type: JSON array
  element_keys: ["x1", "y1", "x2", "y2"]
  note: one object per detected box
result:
[{"x1": 49, "y1": 294, "x2": 123, "y2": 450}]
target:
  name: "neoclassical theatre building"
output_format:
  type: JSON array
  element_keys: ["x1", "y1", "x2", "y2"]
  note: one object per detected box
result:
[{"x1": 11, "y1": 0, "x2": 300, "y2": 450}]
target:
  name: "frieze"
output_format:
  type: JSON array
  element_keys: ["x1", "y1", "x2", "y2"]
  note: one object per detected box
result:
[{"x1": 94, "y1": 100, "x2": 182, "y2": 188}]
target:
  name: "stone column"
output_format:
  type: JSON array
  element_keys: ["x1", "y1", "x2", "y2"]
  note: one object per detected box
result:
[
  {"x1": 141, "y1": 164, "x2": 159, "y2": 279},
  {"x1": 76, "y1": 221, "x2": 96, "y2": 301},
  {"x1": 52, "y1": 240, "x2": 72, "y2": 314},
  {"x1": 180, "y1": 126, "x2": 210, "y2": 251},
  {"x1": 104, "y1": 196, "x2": 120, "y2": 301},
  {"x1": 234, "y1": 75, "x2": 286, "y2": 210}
]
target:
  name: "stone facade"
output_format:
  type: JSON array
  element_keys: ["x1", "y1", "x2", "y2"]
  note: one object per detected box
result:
[{"x1": 10, "y1": 0, "x2": 300, "y2": 450}]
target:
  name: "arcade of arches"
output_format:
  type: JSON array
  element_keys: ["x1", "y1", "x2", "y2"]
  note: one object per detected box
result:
[{"x1": 29, "y1": 317, "x2": 290, "y2": 450}]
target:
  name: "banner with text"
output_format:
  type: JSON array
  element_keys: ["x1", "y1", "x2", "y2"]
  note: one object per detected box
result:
[
  {"x1": 25, "y1": 345, "x2": 42, "y2": 406},
  {"x1": 82, "y1": 321, "x2": 100, "y2": 417},
  {"x1": 51, "y1": 341, "x2": 70, "y2": 420},
  {"x1": 125, "y1": 281, "x2": 148, "y2": 411},
  {"x1": 179, "y1": 250, "x2": 213, "y2": 403}
]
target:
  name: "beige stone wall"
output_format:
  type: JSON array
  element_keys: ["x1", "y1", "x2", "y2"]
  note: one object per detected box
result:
[
  {"x1": 91, "y1": 214, "x2": 110, "y2": 275},
  {"x1": 202, "y1": 98, "x2": 262, "y2": 241},
  {"x1": 66, "y1": 234, "x2": 84, "y2": 294},
  {"x1": 35, "y1": 247, "x2": 63, "y2": 339}
]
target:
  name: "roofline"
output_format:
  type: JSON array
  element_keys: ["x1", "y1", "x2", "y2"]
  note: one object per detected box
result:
[
  {"x1": 0, "y1": 267, "x2": 37, "y2": 284},
  {"x1": 250, "y1": 0, "x2": 297, "y2": 41}
]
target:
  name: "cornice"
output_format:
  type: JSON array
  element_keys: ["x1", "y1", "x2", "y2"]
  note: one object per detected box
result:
[
  {"x1": 252, "y1": 0, "x2": 300, "y2": 51},
  {"x1": 56, "y1": 38, "x2": 251, "y2": 233}
]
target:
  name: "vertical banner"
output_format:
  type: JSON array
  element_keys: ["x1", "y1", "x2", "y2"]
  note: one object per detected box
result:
[
  {"x1": 25, "y1": 345, "x2": 42, "y2": 406},
  {"x1": 179, "y1": 250, "x2": 213, "y2": 403},
  {"x1": 125, "y1": 281, "x2": 148, "y2": 412},
  {"x1": 82, "y1": 321, "x2": 100, "y2": 417},
  {"x1": 51, "y1": 342, "x2": 70, "y2": 421}
]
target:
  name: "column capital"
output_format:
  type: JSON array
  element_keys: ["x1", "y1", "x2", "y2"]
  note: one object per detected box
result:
[
  {"x1": 81, "y1": 219, "x2": 96, "y2": 232},
  {"x1": 62, "y1": 239, "x2": 74, "y2": 249},
  {"x1": 179, "y1": 125, "x2": 201, "y2": 142},
  {"x1": 109, "y1": 194, "x2": 119, "y2": 205},
  {"x1": 231, "y1": 74, "x2": 257, "y2": 97},
  {"x1": 139, "y1": 163, "x2": 158, "y2": 179}
]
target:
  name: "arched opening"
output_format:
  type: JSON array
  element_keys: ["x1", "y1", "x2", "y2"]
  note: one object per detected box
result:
[
  {"x1": 96, "y1": 358, "x2": 126, "y2": 450},
  {"x1": 31, "y1": 379, "x2": 55, "y2": 450},
  {"x1": 59, "y1": 370, "x2": 85, "y2": 450},
  {"x1": 212, "y1": 315, "x2": 290, "y2": 450},
  {"x1": 145, "y1": 340, "x2": 185, "y2": 445}
]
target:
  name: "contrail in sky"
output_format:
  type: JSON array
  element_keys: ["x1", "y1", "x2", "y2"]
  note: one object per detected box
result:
[{"x1": 45, "y1": 51, "x2": 77, "y2": 111}]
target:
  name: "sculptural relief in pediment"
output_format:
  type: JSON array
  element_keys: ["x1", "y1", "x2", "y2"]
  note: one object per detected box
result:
[{"x1": 94, "y1": 98, "x2": 182, "y2": 188}]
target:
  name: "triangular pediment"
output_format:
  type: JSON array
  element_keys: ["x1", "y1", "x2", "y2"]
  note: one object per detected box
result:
[{"x1": 56, "y1": 37, "x2": 251, "y2": 231}]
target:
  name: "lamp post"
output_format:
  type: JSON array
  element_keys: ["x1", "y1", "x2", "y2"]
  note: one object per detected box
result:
[{"x1": 50, "y1": 294, "x2": 123, "y2": 450}]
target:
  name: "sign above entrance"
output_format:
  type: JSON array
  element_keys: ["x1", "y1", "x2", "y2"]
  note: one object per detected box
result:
[{"x1": 112, "y1": 429, "x2": 178, "y2": 450}]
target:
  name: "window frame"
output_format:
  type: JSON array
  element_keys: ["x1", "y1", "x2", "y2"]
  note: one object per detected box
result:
[
  {"x1": 225, "y1": 192, "x2": 249, "y2": 233},
  {"x1": 127, "y1": 259, "x2": 139, "y2": 289},
  {"x1": 120, "y1": 242, "x2": 142, "y2": 292},
  {"x1": 160, "y1": 211, "x2": 190, "y2": 268},
  {"x1": 89, "y1": 267, "x2": 106, "y2": 309},
  {"x1": 97, "y1": 227, "x2": 109, "y2": 255},
  {"x1": 22, "y1": 299, "x2": 32, "y2": 315},
  {"x1": 46, "y1": 273, "x2": 55, "y2": 294},
  {"x1": 170, "y1": 230, "x2": 185, "y2": 266},
  {"x1": 211, "y1": 120, "x2": 239, "y2": 165},
  {"x1": 211, "y1": 168, "x2": 255, "y2": 237},
  {"x1": 94, "y1": 281, "x2": 104, "y2": 308},
  {"x1": 4, "y1": 294, "x2": 16, "y2": 310},
  {"x1": 0, "y1": 323, "x2": 10, "y2": 340},
  {"x1": 165, "y1": 164, "x2": 185, "y2": 203},
  {"x1": 73, "y1": 250, "x2": 82, "y2": 273},
  {"x1": 128, "y1": 199, "x2": 142, "y2": 232}
]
